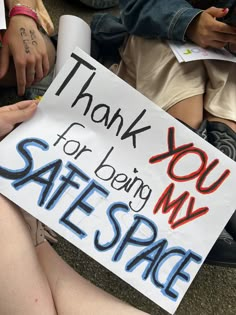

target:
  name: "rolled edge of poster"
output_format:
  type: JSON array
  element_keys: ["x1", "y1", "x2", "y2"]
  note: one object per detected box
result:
[{"x1": 54, "y1": 15, "x2": 91, "y2": 76}]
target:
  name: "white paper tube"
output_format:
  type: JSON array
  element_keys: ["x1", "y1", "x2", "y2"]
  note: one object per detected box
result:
[{"x1": 55, "y1": 15, "x2": 91, "y2": 76}]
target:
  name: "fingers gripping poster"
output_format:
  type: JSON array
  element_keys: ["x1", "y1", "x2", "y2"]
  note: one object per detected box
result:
[{"x1": 1, "y1": 48, "x2": 236, "y2": 314}]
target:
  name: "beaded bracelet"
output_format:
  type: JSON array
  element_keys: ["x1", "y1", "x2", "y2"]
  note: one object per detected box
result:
[{"x1": 9, "y1": 3, "x2": 39, "y2": 24}]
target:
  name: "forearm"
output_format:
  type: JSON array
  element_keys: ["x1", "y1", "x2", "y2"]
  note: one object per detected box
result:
[
  {"x1": 5, "y1": 0, "x2": 38, "y2": 29},
  {"x1": 120, "y1": 0, "x2": 202, "y2": 41},
  {"x1": 5, "y1": 0, "x2": 36, "y2": 10}
]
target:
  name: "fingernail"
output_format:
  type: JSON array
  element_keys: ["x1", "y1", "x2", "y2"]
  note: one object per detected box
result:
[
  {"x1": 222, "y1": 8, "x2": 228, "y2": 12},
  {"x1": 29, "y1": 102, "x2": 37, "y2": 108}
]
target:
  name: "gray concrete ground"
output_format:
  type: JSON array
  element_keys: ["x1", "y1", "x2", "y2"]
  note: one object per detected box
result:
[{"x1": 1, "y1": 0, "x2": 236, "y2": 314}]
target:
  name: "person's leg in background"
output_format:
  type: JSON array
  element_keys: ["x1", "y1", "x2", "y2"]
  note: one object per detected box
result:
[
  {"x1": 80, "y1": 0, "x2": 118, "y2": 9},
  {"x1": 114, "y1": 35, "x2": 236, "y2": 266},
  {"x1": 204, "y1": 59, "x2": 236, "y2": 244},
  {"x1": 116, "y1": 36, "x2": 206, "y2": 131}
]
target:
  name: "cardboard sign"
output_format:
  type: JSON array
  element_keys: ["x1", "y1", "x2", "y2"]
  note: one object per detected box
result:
[{"x1": 0, "y1": 48, "x2": 236, "y2": 314}]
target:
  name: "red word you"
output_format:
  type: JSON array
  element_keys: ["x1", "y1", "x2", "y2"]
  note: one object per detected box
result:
[{"x1": 149, "y1": 127, "x2": 230, "y2": 229}]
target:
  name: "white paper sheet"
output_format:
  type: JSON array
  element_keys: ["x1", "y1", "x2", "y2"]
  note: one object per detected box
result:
[
  {"x1": 169, "y1": 41, "x2": 236, "y2": 63},
  {"x1": 0, "y1": 0, "x2": 6, "y2": 30},
  {"x1": 55, "y1": 15, "x2": 91, "y2": 76}
]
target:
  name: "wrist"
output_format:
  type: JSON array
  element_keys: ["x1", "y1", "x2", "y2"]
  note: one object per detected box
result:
[
  {"x1": 185, "y1": 11, "x2": 202, "y2": 41},
  {"x1": 9, "y1": 4, "x2": 39, "y2": 25},
  {"x1": 9, "y1": 14, "x2": 38, "y2": 28}
]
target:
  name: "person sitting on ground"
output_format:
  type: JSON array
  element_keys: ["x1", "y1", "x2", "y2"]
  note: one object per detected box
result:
[
  {"x1": 0, "y1": 0, "x2": 55, "y2": 96},
  {"x1": 91, "y1": 0, "x2": 236, "y2": 267}
]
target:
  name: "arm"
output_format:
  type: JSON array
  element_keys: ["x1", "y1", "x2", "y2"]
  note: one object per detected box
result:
[
  {"x1": 186, "y1": 6, "x2": 236, "y2": 48},
  {"x1": 5, "y1": 0, "x2": 37, "y2": 10},
  {"x1": 0, "y1": 0, "x2": 50, "y2": 96},
  {"x1": 120, "y1": 0, "x2": 236, "y2": 48},
  {"x1": 119, "y1": 0, "x2": 202, "y2": 41}
]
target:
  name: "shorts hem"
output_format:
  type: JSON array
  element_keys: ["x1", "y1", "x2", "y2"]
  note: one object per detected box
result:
[
  {"x1": 160, "y1": 90, "x2": 205, "y2": 112},
  {"x1": 205, "y1": 108, "x2": 236, "y2": 123}
]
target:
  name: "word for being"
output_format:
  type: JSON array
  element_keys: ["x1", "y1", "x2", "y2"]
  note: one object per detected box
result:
[
  {"x1": 95, "y1": 146, "x2": 152, "y2": 212},
  {"x1": 54, "y1": 53, "x2": 151, "y2": 149},
  {"x1": 0, "y1": 137, "x2": 202, "y2": 301},
  {"x1": 150, "y1": 127, "x2": 230, "y2": 229},
  {"x1": 54, "y1": 122, "x2": 152, "y2": 212}
]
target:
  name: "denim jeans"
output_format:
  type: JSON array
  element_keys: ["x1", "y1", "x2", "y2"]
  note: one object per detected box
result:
[{"x1": 80, "y1": 0, "x2": 118, "y2": 9}]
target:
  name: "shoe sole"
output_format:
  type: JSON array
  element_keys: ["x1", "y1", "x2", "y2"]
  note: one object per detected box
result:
[{"x1": 205, "y1": 259, "x2": 236, "y2": 268}]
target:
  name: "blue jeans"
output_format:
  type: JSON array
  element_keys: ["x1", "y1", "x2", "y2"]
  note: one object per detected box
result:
[{"x1": 80, "y1": 0, "x2": 118, "y2": 9}]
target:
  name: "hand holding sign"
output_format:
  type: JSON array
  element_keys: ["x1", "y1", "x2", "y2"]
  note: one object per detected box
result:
[{"x1": 0, "y1": 100, "x2": 37, "y2": 139}]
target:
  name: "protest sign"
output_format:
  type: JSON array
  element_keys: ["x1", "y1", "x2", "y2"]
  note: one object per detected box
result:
[
  {"x1": 0, "y1": 0, "x2": 6, "y2": 30},
  {"x1": 0, "y1": 47, "x2": 236, "y2": 314}
]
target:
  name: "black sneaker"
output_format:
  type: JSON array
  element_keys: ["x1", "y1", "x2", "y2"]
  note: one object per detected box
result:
[{"x1": 205, "y1": 229, "x2": 236, "y2": 268}]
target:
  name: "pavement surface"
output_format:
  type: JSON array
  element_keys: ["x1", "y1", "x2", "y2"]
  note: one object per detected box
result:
[{"x1": 1, "y1": 1, "x2": 236, "y2": 314}]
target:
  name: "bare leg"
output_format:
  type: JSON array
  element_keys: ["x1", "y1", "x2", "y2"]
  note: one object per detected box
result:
[
  {"x1": 36, "y1": 242, "x2": 149, "y2": 315},
  {"x1": 205, "y1": 112, "x2": 236, "y2": 132},
  {"x1": 167, "y1": 94, "x2": 204, "y2": 129},
  {"x1": 0, "y1": 195, "x2": 56, "y2": 315},
  {"x1": 0, "y1": 194, "x2": 148, "y2": 315}
]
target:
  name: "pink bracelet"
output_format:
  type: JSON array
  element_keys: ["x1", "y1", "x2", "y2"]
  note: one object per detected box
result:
[{"x1": 9, "y1": 5, "x2": 39, "y2": 24}]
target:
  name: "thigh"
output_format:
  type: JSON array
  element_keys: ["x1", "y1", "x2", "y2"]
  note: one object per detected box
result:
[
  {"x1": 204, "y1": 60, "x2": 236, "y2": 122},
  {"x1": 0, "y1": 196, "x2": 56, "y2": 315},
  {"x1": 37, "y1": 242, "x2": 149, "y2": 315},
  {"x1": 116, "y1": 36, "x2": 206, "y2": 111}
]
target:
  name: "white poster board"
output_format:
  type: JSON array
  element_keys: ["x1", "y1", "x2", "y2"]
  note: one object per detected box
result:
[
  {"x1": 0, "y1": 0, "x2": 6, "y2": 30},
  {"x1": 0, "y1": 48, "x2": 236, "y2": 314}
]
